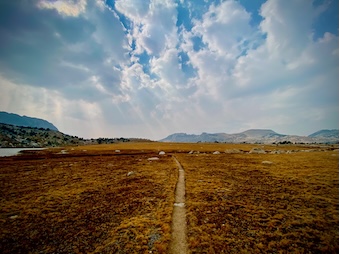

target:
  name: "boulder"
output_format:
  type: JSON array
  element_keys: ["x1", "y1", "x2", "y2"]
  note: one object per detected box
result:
[
  {"x1": 213, "y1": 151, "x2": 220, "y2": 154},
  {"x1": 249, "y1": 148, "x2": 266, "y2": 154},
  {"x1": 159, "y1": 151, "x2": 165, "y2": 155},
  {"x1": 224, "y1": 149, "x2": 243, "y2": 154}
]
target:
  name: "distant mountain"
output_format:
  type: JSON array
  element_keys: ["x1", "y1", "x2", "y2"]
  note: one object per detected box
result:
[
  {"x1": 0, "y1": 111, "x2": 58, "y2": 131},
  {"x1": 160, "y1": 129, "x2": 339, "y2": 144},
  {"x1": 308, "y1": 129, "x2": 339, "y2": 138}
]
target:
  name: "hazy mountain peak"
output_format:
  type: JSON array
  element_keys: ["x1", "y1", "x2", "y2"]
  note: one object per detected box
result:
[
  {"x1": 0, "y1": 111, "x2": 58, "y2": 131},
  {"x1": 161, "y1": 129, "x2": 338, "y2": 144},
  {"x1": 308, "y1": 129, "x2": 339, "y2": 138}
]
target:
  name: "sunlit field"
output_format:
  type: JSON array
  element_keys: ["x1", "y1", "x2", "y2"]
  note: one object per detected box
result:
[{"x1": 1, "y1": 142, "x2": 338, "y2": 253}]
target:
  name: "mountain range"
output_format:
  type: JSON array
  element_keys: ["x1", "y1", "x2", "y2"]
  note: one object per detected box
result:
[
  {"x1": 160, "y1": 129, "x2": 339, "y2": 144},
  {"x1": 0, "y1": 111, "x2": 58, "y2": 131},
  {"x1": 0, "y1": 111, "x2": 337, "y2": 145}
]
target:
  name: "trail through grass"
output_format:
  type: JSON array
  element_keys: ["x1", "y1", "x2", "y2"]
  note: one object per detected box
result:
[{"x1": 169, "y1": 156, "x2": 188, "y2": 254}]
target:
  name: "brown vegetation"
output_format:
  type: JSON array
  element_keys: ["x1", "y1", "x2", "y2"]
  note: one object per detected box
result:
[
  {"x1": 0, "y1": 143, "x2": 338, "y2": 253},
  {"x1": 177, "y1": 150, "x2": 339, "y2": 253},
  {"x1": 0, "y1": 146, "x2": 177, "y2": 253}
]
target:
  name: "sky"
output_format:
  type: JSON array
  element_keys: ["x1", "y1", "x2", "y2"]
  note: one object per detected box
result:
[{"x1": 0, "y1": 0, "x2": 338, "y2": 140}]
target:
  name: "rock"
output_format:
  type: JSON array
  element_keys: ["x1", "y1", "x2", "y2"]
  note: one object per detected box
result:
[
  {"x1": 188, "y1": 150, "x2": 194, "y2": 154},
  {"x1": 58, "y1": 150, "x2": 68, "y2": 154},
  {"x1": 262, "y1": 161, "x2": 273, "y2": 165},
  {"x1": 127, "y1": 171, "x2": 135, "y2": 176},
  {"x1": 224, "y1": 149, "x2": 243, "y2": 154},
  {"x1": 270, "y1": 150, "x2": 280, "y2": 154},
  {"x1": 159, "y1": 151, "x2": 165, "y2": 155},
  {"x1": 174, "y1": 202, "x2": 185, "y2": 207},
  {"x1": 249, "y1": 148, "x2": 266, "y2": 154},
  {"x1": 213, "y1": 151, "x2": 220, "y2": 154},
  {"x1": 115, "y1": 150, "x2": 120, "y2": 153},
  {"x1": 9, "y1": 215, "x2": 18, "y2": 219},
  {"x1": 148, "y1": 157, "x2": 159, "y2": 161}
]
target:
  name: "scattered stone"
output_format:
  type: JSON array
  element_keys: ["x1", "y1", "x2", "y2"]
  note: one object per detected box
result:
[
  {"x1": 148, "y1": 157, "x2": 159, "y2": 161},
  {"x1": 270, "y1": 150, "x2": 281, "y2": 154},
  {"x1": 188, "y1": 150, "x2": 201, "y2": 154},
  {"x1": 174, "y1": 202, "x2": 185, "y2": 207},
  {"x1": 58, "y1": 150, "x2": 68, "y2": 154},
  {"x1": 127, "y1": 171, "x2": 135, "y2": 177},
  {"x1": 249, "y1": 148, "x2": 266, "y2": 154},
  {"x1": 213, "y1": 151, "x2": 220, "y2": 155},
  {"x1": 159, "y1": 151, "x2": 166, "y2": 155},
  {"x1": 224, "y1": 149, "x2": 243, "y2": 154},
  {"x1": 262, "y1": 161, "x2": 273, "y2": 165}
]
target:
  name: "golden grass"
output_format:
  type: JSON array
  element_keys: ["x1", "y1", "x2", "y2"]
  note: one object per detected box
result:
[
  {"x1": 176, "y1": 151, "x2": 339, "y2": 253},
  {"x1": 0, "y1": 142, "x2": 338, "y2": 253},
  {"x1": 0, "y1": 147, "x2": 177, "y2": 253}
]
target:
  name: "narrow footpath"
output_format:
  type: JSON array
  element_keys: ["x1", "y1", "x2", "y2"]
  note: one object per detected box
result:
[{"x1": 169, "y1": 156, "x2": 188, "y2": 254}]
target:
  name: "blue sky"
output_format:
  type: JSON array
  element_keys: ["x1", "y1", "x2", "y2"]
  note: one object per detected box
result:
[{"x1": 0, "y1": 0, "x2": 338, "y2": 139}]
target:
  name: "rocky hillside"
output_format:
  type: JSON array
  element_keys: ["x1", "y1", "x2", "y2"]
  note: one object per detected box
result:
[
  {"x1": 0, "y1": 123, "x2": 84, "y2": 148},
  {"x1": 0, "y1": 111, "x2": 58, "y2": 131},
  {"x1": 161, "y1": 129, "x2": 339, "y2": 144},
  {"x1": 0, "y1": 123, "x2": 146, "y2": 148}
]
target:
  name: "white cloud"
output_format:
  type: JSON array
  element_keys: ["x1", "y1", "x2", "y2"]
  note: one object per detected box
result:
[
  {"x1": 37, "y1": 0, "x2": 87, "y2": 17},
  {"x1": 117, "y1": 0, "x2": 178, "y2": 55},
  {"x1": 192, "y1": 0, "x2": 253, "y2": 55},
  {"x1": 115, "y1": 0, "x2": 150, "y2": 21},
  {"x1": 150, "y1": 48, "x2": 186, "y2": 89},
  {"x1": 260, "y1": 0, "x2": 313, "y2": 60}
]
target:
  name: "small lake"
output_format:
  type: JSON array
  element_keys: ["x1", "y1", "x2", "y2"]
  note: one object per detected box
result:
[{"x1": 0, "y1": 148, "x2": 45, "y2": 157}]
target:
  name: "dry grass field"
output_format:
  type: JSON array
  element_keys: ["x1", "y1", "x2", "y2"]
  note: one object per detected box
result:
[
  {"x1": 176, "y1": 148, "x2": 339, "y2": 253},
  {"x1": 0, "y1": 146, "x2": 177, "y2": 253},
  {"x1": 0, "y1": 142, "x2": 338, "y2": 253}
]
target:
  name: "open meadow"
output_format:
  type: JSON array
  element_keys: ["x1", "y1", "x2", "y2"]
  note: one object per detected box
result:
[{"x1": 0, "y1": 142, "x2": 338, "y2": 253}]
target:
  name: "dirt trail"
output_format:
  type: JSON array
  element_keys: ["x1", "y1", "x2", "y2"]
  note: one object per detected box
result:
[{"x1": 169, "y1": 156, "x2": 188, "y2": 254}]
